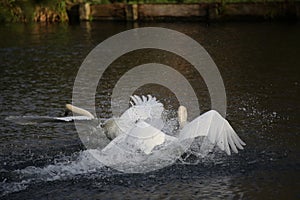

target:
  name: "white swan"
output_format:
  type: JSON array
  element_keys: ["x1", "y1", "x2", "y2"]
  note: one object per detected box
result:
[
  {"x1": 6, "y1": 95, "x2": 245, "y2": 173},
  {"x1": 93, "y1": 95, "x2": 246, "y2": 156},
  {"x1": 68, "y1": 95, "x2": 245, "y2": 156}
]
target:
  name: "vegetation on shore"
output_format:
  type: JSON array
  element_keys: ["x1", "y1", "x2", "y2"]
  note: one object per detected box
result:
[{"x1": 0, "y1": 0, "x2": 72, "y2": 23}]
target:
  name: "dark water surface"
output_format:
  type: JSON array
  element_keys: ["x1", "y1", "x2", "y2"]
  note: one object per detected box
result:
[{"x1": 0, "y1": 21, "x2": 299, "y2": 199}]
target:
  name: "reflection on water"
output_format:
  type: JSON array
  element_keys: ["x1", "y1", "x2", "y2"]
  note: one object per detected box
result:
[{"x1": 0, "y1": 21, "x2": 299, "y2": 199}]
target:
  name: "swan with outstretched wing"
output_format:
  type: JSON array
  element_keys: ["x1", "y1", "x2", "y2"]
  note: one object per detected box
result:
[
  {"x1": 6, "y1": 94, "x2": 245, "y2": 156},
  {"x1": 103, "y1": 102, "x2": 245, "y2": 156},
  {"x1": 5, "y1": 94, "x2": 246, "y2": 172}
]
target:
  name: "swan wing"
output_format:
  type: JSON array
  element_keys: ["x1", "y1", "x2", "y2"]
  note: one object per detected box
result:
[
  {"x1": 120, "y1": 95, "x2": 164, "y2": 122},
  {"x1": 179, "y1": 110, "x2": 246, "y2": 155},
  {"x1": 103, "y1": 95, "x2": 165, "y2": 140}
]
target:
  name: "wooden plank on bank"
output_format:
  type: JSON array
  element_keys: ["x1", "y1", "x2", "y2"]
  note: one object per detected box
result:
[
  {"x1": 90, "y1": 3, "x2": 126, "y2": 20},
  {"x1": 138, "y1": 4, "x2": 208, "y2": 20}
]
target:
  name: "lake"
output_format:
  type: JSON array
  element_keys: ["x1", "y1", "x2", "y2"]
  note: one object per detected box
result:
[{"x1": 0, "y1": 21, "x2": 299, "y2": 199}]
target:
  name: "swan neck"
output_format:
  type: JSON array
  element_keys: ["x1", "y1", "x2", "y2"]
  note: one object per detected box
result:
[
  {"x1": 65, "y1": 104, "x2": 94, "y2": 119},
  {"x1": 178, "y1": 106, "x2": 187, "y2": 128}
]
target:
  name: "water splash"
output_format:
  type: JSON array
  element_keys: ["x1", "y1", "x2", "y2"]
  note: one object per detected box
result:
[{"x1": 0, "y1": 150, "x2": 109, "y2": 196}]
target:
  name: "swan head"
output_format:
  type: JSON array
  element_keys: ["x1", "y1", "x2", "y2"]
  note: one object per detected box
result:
[
  {"x1": 178, "y1": 105, "x2": 187, "y2": 128},
  {"x1": 103, "y1": 119, "x2": 122, "y2": 140}
]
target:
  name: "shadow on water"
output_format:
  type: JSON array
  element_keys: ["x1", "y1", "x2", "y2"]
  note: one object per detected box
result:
[{"x1": 0, "y1": 21, "x2": 299, "y2": 199}]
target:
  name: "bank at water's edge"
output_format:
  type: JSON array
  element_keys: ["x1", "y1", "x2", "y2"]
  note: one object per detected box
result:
[
  {"x1": 0, "y1": 1, "x2": 300, "y2": 23},
  {"x1": 79, "y1": 1, "x2": 300, "y2": 22}
]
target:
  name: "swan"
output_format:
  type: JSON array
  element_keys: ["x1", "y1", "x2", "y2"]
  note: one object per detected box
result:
[
  {"x1": 69, "y1": 95, "x2": 244, "y2": 157},
  {"x1": 6, "y1": 95, "x2": 245, "y2": 172},
  {"x1": 6, "y1": 95, "x2": 246, "y2": 173},
  {"x1": 68, "y1": 95, "x2": 245, "y2": 156}
]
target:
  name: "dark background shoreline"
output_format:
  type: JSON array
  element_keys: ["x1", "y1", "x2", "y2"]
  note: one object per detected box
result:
[{"x1": 1, "y1": 1, "x2": 300, "y2": 23}]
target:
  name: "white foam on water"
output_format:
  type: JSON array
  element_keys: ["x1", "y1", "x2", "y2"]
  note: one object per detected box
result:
[{"x1": 0, "y1": 149, "x2": 108, "y2": 196}]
